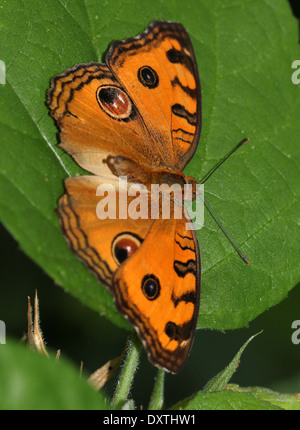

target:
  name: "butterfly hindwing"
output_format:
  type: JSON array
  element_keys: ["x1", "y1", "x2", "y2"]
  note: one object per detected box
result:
[
  {"x1": 113, "y1": 213, "x2": 200, "y2": 373},
  {"x1": 58, "y1": 176, "x2": 154, "y2": 288},
  {"x1": 58, "y1": 174, "x2": 200, "y2": 373}
]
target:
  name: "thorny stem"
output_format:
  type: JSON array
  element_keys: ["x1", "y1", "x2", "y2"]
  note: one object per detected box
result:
[
  {"x1": 148, "y1": 368, "x2": 165, "y2": 410},
  {"x1": 111, "y1": 332, "x2": 142, "y2": 409}
]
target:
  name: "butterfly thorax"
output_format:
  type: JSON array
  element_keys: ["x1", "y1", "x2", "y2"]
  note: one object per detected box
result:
[{"x1": 105, "y1": 154, "x2": 198, "y2": 200}]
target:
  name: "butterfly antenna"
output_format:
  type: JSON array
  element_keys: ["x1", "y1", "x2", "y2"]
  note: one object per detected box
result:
[
  {"x1": 204, "y1": 196, "x2": 250, "y2": 264},
  {"x1": 201, "y1": 138, "x2": 249, "y2": 184},
  {"x1": 200, "y1": 137, "x2": 250, "y2": 264}
]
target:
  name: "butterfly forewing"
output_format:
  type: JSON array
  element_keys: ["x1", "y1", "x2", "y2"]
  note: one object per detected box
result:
[
  {"x1": 107, "y1": 21, "x2": 201, "y2": 171},
  {"x1": 48, "y1": 63, "x2": 158, "y2": 175}
]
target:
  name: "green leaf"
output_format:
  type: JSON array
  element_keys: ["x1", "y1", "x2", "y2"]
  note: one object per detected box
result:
[
  {"x1": 171, "y1": 330, "x2": 300, "y2": 410},
  {"x1": 227, "y1": 384, "x2": 300, "y2": 411},
  {"x1": 171, "y1": 333, "x2": 267, "y2": 410},
  {"x1": 171, "y1": 389, "x2": 282, "y2": 410},
  {"x1": 0, "y1": 0, "x2": 299, "y2": 331},
  {"x1": 203, "y1": 332, "x2": 260, "y2": 393},
  {"x1": 0, "y1": 339, "x2": 108, "y2": 409}
]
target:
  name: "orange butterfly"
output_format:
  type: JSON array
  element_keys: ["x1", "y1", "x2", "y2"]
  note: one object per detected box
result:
[{"x1": 48, "y1": 21, "x2": 201, "y2": 373}]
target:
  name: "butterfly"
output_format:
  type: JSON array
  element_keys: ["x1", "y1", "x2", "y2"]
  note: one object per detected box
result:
[{"x1": 48, "y1": 21, "x2": 202, "y2": 373}]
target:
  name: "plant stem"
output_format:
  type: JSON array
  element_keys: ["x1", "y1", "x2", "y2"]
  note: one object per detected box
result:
[
  {"x1": 111, "y1": 332, "x2": 142, "y2": 409},
  {"x1": 148, "y1": 368, "x2": 165, "y2": 410}
]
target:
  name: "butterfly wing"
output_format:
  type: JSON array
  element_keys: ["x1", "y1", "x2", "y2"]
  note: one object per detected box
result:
[
  {"x1": 107, "y1": 20, "x2": 201, "y2": 171},
  {"x1": 58, "y1": 175, "x2": 200, "y2": 372},
  {"x1": 48, "y1": 21, "x2": 201, "y2": 175},
  {"x1": 113, "y1": 213, "x2": 201, "y2": 373},
  {"x1": 58, "y1": 175, "x2": 154, "y2": 288},
  {"x1": 48, "y1": 63, "x2": 161, "y2": 176}
]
